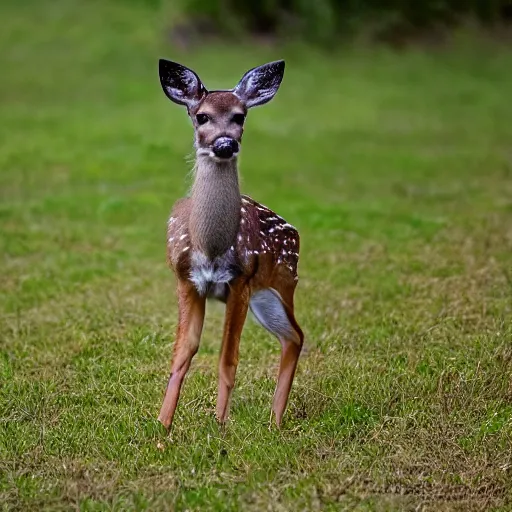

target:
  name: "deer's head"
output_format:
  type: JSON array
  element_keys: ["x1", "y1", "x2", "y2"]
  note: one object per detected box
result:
[{"x1": 159, "y1": 59, "x2": 285, "y2": 161}]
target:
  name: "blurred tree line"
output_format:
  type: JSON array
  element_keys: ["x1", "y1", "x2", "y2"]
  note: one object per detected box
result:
[{"x1": 170, "y1": 0, "x2": 511, "y2": 45}]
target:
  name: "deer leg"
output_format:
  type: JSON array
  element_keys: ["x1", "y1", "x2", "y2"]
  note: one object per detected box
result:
[
  {"x1": 216, "y1": 280, "x2": 249, "y2": 424},
  {"x1": 273, "y1": 334, "x2": 303, "y2": 426},
  {"x1": 249, "y1": 288, "x2": 304, "y2": 427},
  {"x1": 158, "y1": 279, "x2": 205, "y2": 430}
]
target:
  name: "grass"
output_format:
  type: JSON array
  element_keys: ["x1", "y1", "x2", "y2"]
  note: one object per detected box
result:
[{"x1": 1, "y1": 0, "x2": 512, "y2": 510}]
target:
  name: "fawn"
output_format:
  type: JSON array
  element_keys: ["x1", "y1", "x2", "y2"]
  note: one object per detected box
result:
[{"x1": 158, "y1": 58, "x2": 304, "y2": 430}]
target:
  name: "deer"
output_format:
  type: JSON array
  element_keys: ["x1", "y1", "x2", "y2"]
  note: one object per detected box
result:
[{"x1": 157, "y1": 58, "x2": 304, "y2": 431}]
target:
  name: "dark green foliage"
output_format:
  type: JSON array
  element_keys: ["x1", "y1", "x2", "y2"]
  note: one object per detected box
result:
[{"x1": 174, "y1": 0, "x2": 510, "y2": 43}]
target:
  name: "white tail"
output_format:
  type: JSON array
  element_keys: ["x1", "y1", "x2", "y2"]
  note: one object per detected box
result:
[{"x1": 157, "y1": 59, "x2": 304, "y2": 430}]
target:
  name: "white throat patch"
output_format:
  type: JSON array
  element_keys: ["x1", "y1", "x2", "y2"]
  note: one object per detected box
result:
[{"x1": 189, "y1": 250, "x2": 236, "y2": 296}]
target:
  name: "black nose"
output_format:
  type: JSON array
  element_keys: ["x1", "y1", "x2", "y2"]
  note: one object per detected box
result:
[{"x1": 212, "y1": 137, "x2": 239, "y2": 159}]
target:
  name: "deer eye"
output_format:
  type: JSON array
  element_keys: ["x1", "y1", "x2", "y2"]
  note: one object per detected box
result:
[
  {"x1": 231, "y1": 113, "x2": 245, "y2": 126},
  {"x1": 196, "y1": 113, "x2": 209, "y2": 125}
]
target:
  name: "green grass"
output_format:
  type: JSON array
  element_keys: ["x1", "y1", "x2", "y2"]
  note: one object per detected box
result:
[{"x1": 1, "y1": 1, "x2": 512, "y2": 510}]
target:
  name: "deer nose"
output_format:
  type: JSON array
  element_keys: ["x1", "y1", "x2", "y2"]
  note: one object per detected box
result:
[{"x1": 212, "y1": 137, "x2": 239, "y2": 159}]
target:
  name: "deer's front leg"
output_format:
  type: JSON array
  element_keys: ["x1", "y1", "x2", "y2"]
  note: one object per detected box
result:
[
  {"x1": 158, "y1": 279, "x2": 205, "y2": 430},
  {"x1": 216, "y1": 280, "x2": 249, "y2": 424}
]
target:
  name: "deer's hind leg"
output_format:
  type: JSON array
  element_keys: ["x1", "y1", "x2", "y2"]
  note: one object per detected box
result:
[{"x1": 249, "y1": 286, "x2": 304, "y2": 427}]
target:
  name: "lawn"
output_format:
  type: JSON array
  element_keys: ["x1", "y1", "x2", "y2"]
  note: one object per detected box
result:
[{"x1": 1, "y1": 1, "x2": 511, "y2": 510}]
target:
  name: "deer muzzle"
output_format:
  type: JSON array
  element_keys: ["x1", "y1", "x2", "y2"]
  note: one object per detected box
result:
[{"x1": 212, "y1": 137, "x2": 239, "y2": 159}]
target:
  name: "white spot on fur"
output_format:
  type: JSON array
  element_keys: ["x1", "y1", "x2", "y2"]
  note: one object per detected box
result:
[{"x1": 182, "y1": 246, "x2": 189, "y2": 252}]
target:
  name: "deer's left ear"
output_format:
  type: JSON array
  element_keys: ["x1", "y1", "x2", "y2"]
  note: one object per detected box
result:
[
  {"x1": 233, "y1": 60, "x2": 285, "y2": 108},
  {"x1": 159, "y1": 59, "x2": 207, "y2": 109}
]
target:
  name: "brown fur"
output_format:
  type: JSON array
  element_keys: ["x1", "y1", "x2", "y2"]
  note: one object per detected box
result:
[
  {"x1": 191, "y1": 92, "x2": 247, "y2": 148},
  {"x1": 191, "y1": 91, "x2": 246, "y2": 115}
]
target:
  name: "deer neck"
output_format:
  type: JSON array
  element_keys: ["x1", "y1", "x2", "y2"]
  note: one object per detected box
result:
[{"x1": 189, "y1": 156, "x2": 241, "y2": 260}]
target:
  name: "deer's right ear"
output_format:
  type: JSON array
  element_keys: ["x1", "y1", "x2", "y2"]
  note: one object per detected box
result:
[{"x1": 159, "y1": 59, "x2": 207, "y2": 108}]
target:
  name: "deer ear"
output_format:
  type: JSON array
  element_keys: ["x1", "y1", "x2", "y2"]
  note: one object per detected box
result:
[
  {"x1": 159, "y1": 59, "x2": 207, "y2": 108},
  {"x1": 233, "y1": 60, "x2": 285, "y2": 108}
]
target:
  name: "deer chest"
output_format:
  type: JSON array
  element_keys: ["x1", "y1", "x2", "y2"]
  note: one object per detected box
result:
[{"x1": 188, "y1": 250, "x2": 240, "y2": 297}]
